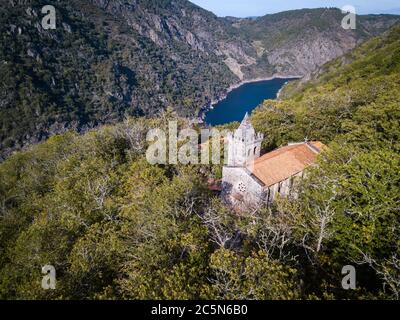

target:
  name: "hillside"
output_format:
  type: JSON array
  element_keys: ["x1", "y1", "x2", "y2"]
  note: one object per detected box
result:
[
  {"x1": 0, "y1": 25, "x2": 399, "y2": 300},
  {"x1": 252, "y1": 25, "x2": 400, "y2": 151},
  {"x1": 233, "y1": 8, "x2": 400, "y2": 78},
  {"x1": 248, "y1": 25, "x2": 400, "y2": 299},
  {"x1": 0, "y1": 0, "x2": 237, "y2": 159},
  {"x1": 1, "y1": 0, "x2": 399, "y2": 159}
]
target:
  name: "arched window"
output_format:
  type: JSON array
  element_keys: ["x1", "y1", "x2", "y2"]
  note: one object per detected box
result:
[{"x1": 254, "y1": 147, "x2": 257, "y2": 155}]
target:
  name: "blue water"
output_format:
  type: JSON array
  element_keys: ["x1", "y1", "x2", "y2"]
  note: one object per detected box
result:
[{"x1": 204, "y1": 78, "x2": 296, "y2": 126}]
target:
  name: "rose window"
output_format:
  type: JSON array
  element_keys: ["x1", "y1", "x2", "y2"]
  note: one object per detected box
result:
[{"x1": 237, "y1": 182, "x2": 247, "y2": 193}]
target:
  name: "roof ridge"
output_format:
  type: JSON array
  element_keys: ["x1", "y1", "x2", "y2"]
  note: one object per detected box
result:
[
  {"x1": 250, "y1": 141, "x2": 324, "y2": 188},
  {"x1": 306, "y1": 141, "x2": 321, "y2": 154},
  {"x1": 254, "y1": 143, "x2": 302, "y2": 163}
]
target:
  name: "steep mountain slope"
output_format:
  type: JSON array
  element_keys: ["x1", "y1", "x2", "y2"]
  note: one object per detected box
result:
[
  {"x1": 233, "y1": 8, "x2": 400, "y2": 79},
  {"x1": 251, "y1": 25, "x2": 400, "y2": 152},
  {"x1": 1, "y1": 0, "x2": 399, "y2": 159},
  {"x1": 249, "y1": 25, "x2": 400, "y2": 299},
  {"x1": 0, "y1": 0, "x2": 237, "y2": 159}
]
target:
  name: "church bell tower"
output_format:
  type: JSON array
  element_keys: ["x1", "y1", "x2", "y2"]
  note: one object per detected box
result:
[{"x1": 227, "y1": 113, "x2": 263, "y2": 168}]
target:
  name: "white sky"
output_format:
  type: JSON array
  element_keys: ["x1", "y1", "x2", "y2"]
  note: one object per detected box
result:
[{"x1": 190, "y1": 0, "x2": 400, "y2": 17}]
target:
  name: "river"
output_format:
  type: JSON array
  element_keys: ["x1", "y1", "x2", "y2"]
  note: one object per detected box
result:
[{"x1": 204, "y1": 77, "x2": 297, "y2": 126}]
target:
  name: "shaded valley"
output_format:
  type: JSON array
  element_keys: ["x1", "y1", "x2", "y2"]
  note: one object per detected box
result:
[{"x1": 1, "y1": 0, "x2": 399, "y2": 159}]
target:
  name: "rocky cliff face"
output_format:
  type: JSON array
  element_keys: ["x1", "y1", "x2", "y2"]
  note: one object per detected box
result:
[
  {"x1": 89, "y1": 0, "x2": 257, "y2": 79},
  {"x1": 87, "y1": 0, "x2": 399, "y2": 80},
  {"x1": 231, "y1": 8, "x2": 400, "y2": 79},
  {"x1": 0, "y1": 0, "x2": 399, "y2": 159},
  {"x1": 86, "y1": 3, "x2": 400, "y2": 81}
]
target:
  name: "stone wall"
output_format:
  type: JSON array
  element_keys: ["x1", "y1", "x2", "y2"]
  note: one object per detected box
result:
[
  {"x1": 265, "y1": 171, "x2": 304, "y2": 204},
  {"x1": 222, "y1": 167, "x2": 264, "y2": 206}
]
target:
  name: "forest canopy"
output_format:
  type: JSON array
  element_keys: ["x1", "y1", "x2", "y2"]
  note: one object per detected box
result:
[{"x1": 0, "y1": 25, "x2": 399, "y2": 300}]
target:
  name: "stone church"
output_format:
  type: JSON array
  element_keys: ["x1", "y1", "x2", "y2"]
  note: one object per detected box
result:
[{"x1": 222, "y1": 113, "x2": 324, "y2": 207}]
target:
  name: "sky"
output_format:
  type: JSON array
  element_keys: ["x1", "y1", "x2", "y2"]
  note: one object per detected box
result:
[{"x1": 190, "y1": 0, "x2": 400, "y2": 17}]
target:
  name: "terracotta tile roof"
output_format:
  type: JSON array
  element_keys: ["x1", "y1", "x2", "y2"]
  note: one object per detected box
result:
[{"x1": 252, "y1": 142, "x2": 325, "y2": 187}]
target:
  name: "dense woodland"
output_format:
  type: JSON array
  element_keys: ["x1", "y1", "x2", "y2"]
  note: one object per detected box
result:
[
  {"x1": 0, "y1": 0, "x2": 237, "y2": 159},
  {"x1": 1, "y1": 0, "x2": 399, "y2": 159},
  {"x1": 0, "y1": 25, "x2": 399, "y2": 300}
]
